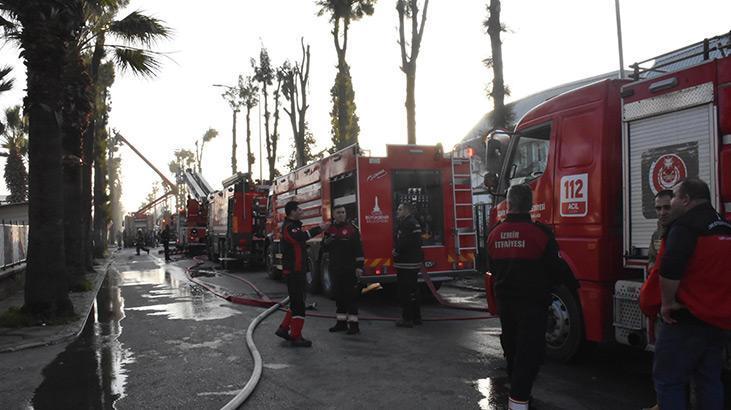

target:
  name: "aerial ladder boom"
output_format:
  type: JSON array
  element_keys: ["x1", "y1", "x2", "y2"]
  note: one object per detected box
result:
[
  {"x1": 183, "y1": 168, "x2": 214, "y2": 201},
  {"x1": 116, "y1": 134, "x2": 178, "y2": 216}
]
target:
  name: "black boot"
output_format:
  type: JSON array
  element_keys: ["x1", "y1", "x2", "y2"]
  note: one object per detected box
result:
[
  {"x1": 290, "y1": 337, "x2": 313, "y2": 347},
  {"x1": 329, "y1": 321, "x2": 348, "y2": 332},
  {"x1": 346, "y1": 321, "x2": 360, "y2": 335}
]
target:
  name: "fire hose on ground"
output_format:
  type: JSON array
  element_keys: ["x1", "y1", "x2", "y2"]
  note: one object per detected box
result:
[{"x1": 179, "y1": 255, "x2": 496, "y2": 409}]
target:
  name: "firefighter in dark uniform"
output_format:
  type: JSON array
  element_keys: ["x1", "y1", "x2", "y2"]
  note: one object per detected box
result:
[
  {"x1": 393, "y1": 202, "x2": 424, "y2": 328},
  {"x1": 486, "y1": 184, "x2": 567, "y2": 410},
  {"x1": 323, "y1": 205, "x2": 365, "y2": 335},
  {"x1": 274, "y1": 201, "x2": 326, "y2": 347},
  {"x1": 136, "y1": 228, "x2": 150, "y2": 255}
]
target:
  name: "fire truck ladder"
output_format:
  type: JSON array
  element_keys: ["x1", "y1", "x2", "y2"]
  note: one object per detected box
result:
[
  {"x1": 116, "y1": 134, "x2": 178, "y2": 216},
  {"x1": 183, "y1": 168, "x2": 214, "y2": 201},
  {"x1": 451, "y1": 157, "x2": 477, "y2": 263}
]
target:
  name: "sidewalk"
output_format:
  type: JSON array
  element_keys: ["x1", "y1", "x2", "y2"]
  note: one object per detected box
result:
[{"x1": 0, "y1": 254, "x2": 115, "y2": 353}]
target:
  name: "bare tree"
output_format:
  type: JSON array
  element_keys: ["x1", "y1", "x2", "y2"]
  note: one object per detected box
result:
[
  {"x1": 252, "y1": 47, "x2": 282, "y2": 181},
  {"x1": 282, "y1": 39, "x2": 312, "y2": 168},
  {"x1": 240, "y1": 76, "x2": 259, "y2": 176},
  {"x1": 397, "y1": 0, "x2": 429, "y2": 145},
  {"x1": 484, "y1": 0, "x2": 511, "y2": 129},
  {"x1": 194, "y1": 128, "x2": 218, "y2": 174}
]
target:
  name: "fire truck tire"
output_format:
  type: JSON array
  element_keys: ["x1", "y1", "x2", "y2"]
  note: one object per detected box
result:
[
  {"x1": 266, "y1": 245, "x2": 282, "y2": 280},
  {"x1": 319, "y1": 254, "x2": 334, "y2": 299},
  {"x1": 305, "y1": 257, "x2": 322, "y2": 294},
  {"x1": 545, "y1": 285, "x2": 584, "y2": 363}
]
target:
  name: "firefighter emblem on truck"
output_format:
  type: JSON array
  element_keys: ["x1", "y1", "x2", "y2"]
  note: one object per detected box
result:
[
  {"x1": 365, "y1": 196, "x2": 389, "y2": 224},
  {"x1": 640, "y1": 142, "x2": 698, "y2": 218},
  {"x1": 649, "y1": 154, "x2": 687, "y2": 195}
]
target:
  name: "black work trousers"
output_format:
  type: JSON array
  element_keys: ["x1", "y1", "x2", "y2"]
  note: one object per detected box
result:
[
  {"x1": 396, "y1": 268, "x2": 421, "y2": 322},
  {"x1": 286, "y1": 272, "x2": 307, "y2": 317},
  {"x1": 136, "y1": 242, "x2": 149, "y2": 255},
  {"x1": 333, "y1": 269, "x2": 360, "y2": 316},
  {"x1": 163, "y1": 242, "x2": 170, "y2": 260},
  {"x1": 497, "y1": 297, "x2": 548, "y2": 402}
]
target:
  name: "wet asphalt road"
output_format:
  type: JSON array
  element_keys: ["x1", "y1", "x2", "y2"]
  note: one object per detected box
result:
[{"x1": 1, "y1": 249, "x2": 661, "y2": 409}]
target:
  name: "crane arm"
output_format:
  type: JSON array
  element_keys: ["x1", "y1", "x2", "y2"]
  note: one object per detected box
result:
[{"x1": 117, "y1": 134, "x2": 178, "y2": 194}]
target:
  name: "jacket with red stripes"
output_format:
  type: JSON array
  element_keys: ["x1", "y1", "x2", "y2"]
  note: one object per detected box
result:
[
  {"x1": 323, "y1": 222, "x2": 364, "y2": 272},
  {"x1": 281, "y1": 218, "x2": 322, "y2": 275},
  {"x1": 486, "y1": 213, "x2": 565, "y2": 301}
]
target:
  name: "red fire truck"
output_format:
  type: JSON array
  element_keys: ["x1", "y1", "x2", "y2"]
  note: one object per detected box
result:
[
  {"x1": 265, "y1": 144, "x2": 478, "y2": 296},
  {"x1": 482, "y1": 33, "x2": 731, "y2": 361},
  {"x1": 207, "y1": 172, "x2": 269, "y2": 266},
  {"x1": 178, "y1": 169, "x2": 213, "y2": 254}
]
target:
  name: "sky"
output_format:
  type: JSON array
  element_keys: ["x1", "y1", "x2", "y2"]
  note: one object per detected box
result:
[{"x1": 0, "y1": 0, "x2": 729, "y2": 213}]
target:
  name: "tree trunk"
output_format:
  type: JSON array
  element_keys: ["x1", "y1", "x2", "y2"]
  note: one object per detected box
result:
[
  {"x1": 405, "y1": 65, "x2": 416, "y2": 144},
  {"x1": 92, "y1": 118, "x2": 108, "y2": 258},
  {"x1": 22, "y1": 2, "x2": 77, "y2": 318},
  {"x1": 245, "y1": 107, "x2": 253, "y2": 175},
  {"x1": 82, "y1": 34, "x2": 105, "y2": 269},
  {"x1": 62, "y1": 44, "x2": 91, "y2": 289},
  {"x1": 487, "y1": 0, "x2": 507, "y2": 129},
  {"x1": 231, "y1": 109, "x2": 237, "y2": 174}
]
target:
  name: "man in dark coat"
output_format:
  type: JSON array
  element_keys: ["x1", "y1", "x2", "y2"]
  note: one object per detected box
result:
[{"x1": 393, "y1": 202, "x2": 424, "y2": 328}]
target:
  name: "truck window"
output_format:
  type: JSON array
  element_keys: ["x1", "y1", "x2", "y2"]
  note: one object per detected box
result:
[
  {"x1": 509, "y1": 124, "x2": 551, "y2": 183},
  {"x1": 392, "y1": 170, "x2": 444, "y2": 246},
  {"x1": 331, "y1": 172, "x2": 358, "y2": 224}
]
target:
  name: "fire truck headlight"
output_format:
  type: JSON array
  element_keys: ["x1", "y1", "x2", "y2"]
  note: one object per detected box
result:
[
  {"x1": 457, "y1": 261, "x2": 465, "y2": 269},
  {"x1": 375, "y1": 268, "x2": 382, "y2": 275}
]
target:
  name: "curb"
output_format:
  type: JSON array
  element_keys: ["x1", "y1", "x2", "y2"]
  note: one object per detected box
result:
[{"x1": 0, "y1": 253, "x2": 117, "y2": 353}]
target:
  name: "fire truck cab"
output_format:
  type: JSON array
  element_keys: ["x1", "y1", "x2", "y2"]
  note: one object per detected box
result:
[
  {"x1": 266, "y1": 144, "x2": 478, "y2": 296},
  {"x1": 483, "y1": 33, "x2": 731, "y2": 361}
]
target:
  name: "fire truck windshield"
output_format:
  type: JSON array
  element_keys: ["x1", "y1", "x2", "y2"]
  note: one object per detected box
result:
[
  {"x1": 506, "y1": 124, "x2": 550, "y2": 185},
  {"x1": 484, "y1": 131, "x2": 512, "y2": 194}
]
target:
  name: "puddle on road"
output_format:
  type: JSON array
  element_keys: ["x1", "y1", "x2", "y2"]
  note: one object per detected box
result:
[
  {"x1": 32, "y1": 273, "x2": 132, "y2": 409},
  {"x1": 32, "y1": 260, "x2": 241, "y2": 409},
  {"x1": 474, "y1": 377, "x2": 510, "y2": 410},
  {"x1": 120, "y1": 266, "x2": 241, "y2": 322}
]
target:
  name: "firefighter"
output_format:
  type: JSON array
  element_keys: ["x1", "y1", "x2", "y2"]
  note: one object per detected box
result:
[
  {"x1": 323, "y1": 205, "x2": 365, "y2": 335},
  {"x1": 160, "y1": 224, "x2": 172, "y2": 262},
  {"x1": 136, "y1": 228, "x2": 150, "y2": 256},
  {"x1": 648, "y1": 189, "x2": 673, "y2": 270},
  {"x1": 274, "y1": 201, "x2": 326, "y2": 347},
  {"x1": 393, "y1": 201, "x2": 424, "y2": 328},
  {"x1": 651, "y1": 178, "x2": 731, "y2": 409},
  {"x1": 486, "y1": 184, "x2": 565, "y2": 410}
]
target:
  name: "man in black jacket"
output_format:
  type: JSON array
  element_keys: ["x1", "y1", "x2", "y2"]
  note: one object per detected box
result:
[
  {"x1": 160, "y1": 224, "x2": 172, "y2": 262},
  {"x1": 486, "y1": 184, "x2": 565, "y2": 410},
  {"x1": 393, "y1": 202, "x2": 424, "y2": 328},
  {"x1": 275, "y1": 201, "x2": 326, "y2": 347},
  {"x1": 323, "y1": 205, "x2": 365, "y2": 335}
]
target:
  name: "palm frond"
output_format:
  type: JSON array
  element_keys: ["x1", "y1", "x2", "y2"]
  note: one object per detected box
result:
[
  {"x1": 0, "y1": 14, "x2": 20, "y2": 43},
  {"x1": 0, "y1": 65, "x2": 13, "y2": 93},
  {"x1": 111, "y1": 46, "x2": 161, "y2": 77},
  {"x1": 109, "y1": 10, "x2": 170, "y2": 47}
]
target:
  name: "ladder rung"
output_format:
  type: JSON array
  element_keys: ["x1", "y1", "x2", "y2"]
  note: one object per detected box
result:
[
  {"x1": 456, "y1": 203, "x2": 472, "y2": 206},
  {"x1": 454, "y1": 188, "x2": 472, "y2": 191},
  {"x1": 456, "y1": 218, "x2": 473, "y2": 221},
  {"x1": 459, "y1": 247, "x2": 477, "y2": 250},
  {"x1": 453, "y1": 174, "x2": 471, "y2": 178},
  {"x1": 458, "y1": 232, "x2": 476, "y2": 235}
]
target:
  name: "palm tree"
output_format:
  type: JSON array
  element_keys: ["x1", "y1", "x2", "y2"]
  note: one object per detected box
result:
[
  {"x1": 397, "y1": 0, "x2": 429, "y2": 144},
  {"x1": 484, "y1": 0, "x2": 511, "y2": 129},
  {"x1": 0, "y1": 0, "x2": 83, "y2": 318},
  {"x1": 194, "y1": 128, "x2": 218, "y2": 174},
  {"x1": 1, "y1": 105, "x2": 29, "y2": 203},
  {"x1": 80, "y1": 1, "x2": 170, "y2": 259},
  {"x1": 316, "y1": 0, "x2": 376, "y2": 150},
  {"x1": 240, "y1": 76, "x2": 259, "y2": 176}
]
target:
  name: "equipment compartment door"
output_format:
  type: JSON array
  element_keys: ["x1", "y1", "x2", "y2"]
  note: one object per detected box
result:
[{"x1": 625, "y1": 103, "x2": 717, "y2": 255}]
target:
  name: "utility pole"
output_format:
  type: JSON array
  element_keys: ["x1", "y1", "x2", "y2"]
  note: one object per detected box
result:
[{"x1": 614, "y1": 0, "x2": 625, "y2": 78}]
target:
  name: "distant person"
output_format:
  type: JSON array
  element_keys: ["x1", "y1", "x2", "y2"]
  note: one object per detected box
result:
[
  {"x1": 323, "y1": 205, "x2": 365, "y2": 335},
  {"x1": 648, "y1": 178, "x2": 731, "y2": 410},
  {"x1": 160, "y1": 224, "x2": 172, "y2": 262},
  {"x1": 393, "y1": 202, "x2": 424, "y2": 328},
  {"x1": 486, "y1": 184, "x2": 567, "y2": 410},
  {"x1": 274, "y1": 201, "x2": 326, "y2": 347},
  {"x1": 136, "y1": 228, "x2": 149, "y2": 256}
]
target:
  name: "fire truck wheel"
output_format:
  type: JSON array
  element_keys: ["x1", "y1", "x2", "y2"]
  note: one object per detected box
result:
[
  {"x1": 266, "y1": 246, "x2": 282, "y2": 280},
  {"x1": 305, "y1": 258, "x2": 322, "y2": 294},
  {"x1": 319, "y1": 254, "x2": 334, "y2": 299},
  {"x1": 545, "y1": 285, "x2": 584, "y2": 363}
]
